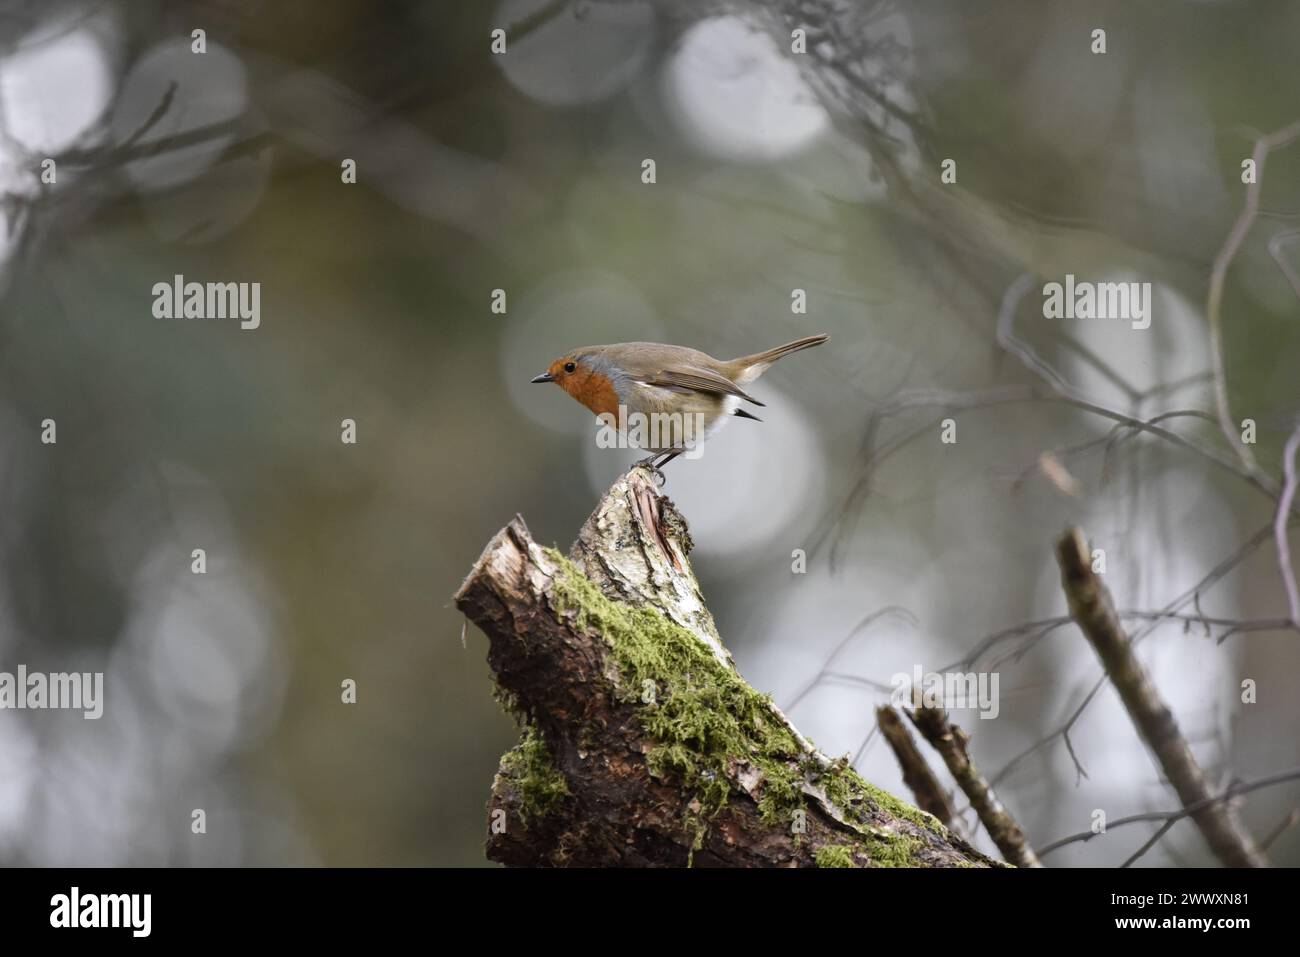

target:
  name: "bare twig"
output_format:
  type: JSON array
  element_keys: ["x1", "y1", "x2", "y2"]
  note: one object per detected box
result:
[
  {"x1": 1036, "y1": 765, "x2": 1300, "y2": 858},
  {"x1": 992, "y1": 519, "x2": 1283, "y2": 787},
  {"x1": 785, "y1": 606, "x2": 916, "y2": 713},
  {"x1": 1207, "y1": 119, "x2": 1300, "y2": 479},
  {"x1": 876, "y1": 705, "x2": 959, "y2": 830},
  {"x1": 817, "y1": 380, "x2": 1290, "y2": 568},
  {"x1": 1120, "y1": 819, "x2": 1178, "y2": 868},
  {"x1": 1276, "y1": 422, "x2": 1300, "y2": 626},
  {"x1": 1262, "y1": 808, "x2": 1300, "y2": 851},
  {"x1": 812, "y1": 521, "x2": 1296, "y2": 794},
  {"x1": 1055, "y1": 527, "x2": 1266, "y2": 867},
  {"x1": 908, "y1": 706, "x2": 1041, "y2": 867},
  {"x1": 793, "y1": 606, "x2": 1290, "y2": 761},
  {"x1": 1120, "y1": 612, "x2": 1295, "y2": 645},
  {"x1": 997, "y1": 274, "x2": 1282, "y2": 500},
  {"x1": 115, "y1": 81, "x2": 178, "y2": 152}
]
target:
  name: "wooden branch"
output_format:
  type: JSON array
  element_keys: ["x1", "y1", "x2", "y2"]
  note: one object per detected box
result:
[
  {"x1": 908, "y1": 706, "x2": 1042, "y2": 868},
  {"x1": 875, "y1": 705, "x2": 959, "y2": 829},
  {"x1": 454, "y1": 467, "x2": 995, "y2": 867},
  {"x1": 1054, "y1": 527, "x2": 1267, "y2": 868}
]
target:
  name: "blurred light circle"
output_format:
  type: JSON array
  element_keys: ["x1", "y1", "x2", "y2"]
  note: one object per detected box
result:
[
  {"x1": 110, "y1": 38, "x2": 248, "y2": 191},
  {"x1": 662, "y1": 16, "x2": 828, "y2": 163},
  {"x1": 142, "y1": 579, "x2": 279, "y2": 752},
  {"x1": 0, "y1": 23, "x2": 112, "y2": 154},
  {"x1": 581, "y1": 383, "x2": 824, "y2": 556},
  {"x1": 501, "y1": 270, "x2": 665, "y2": 432},
  {"x1": 1060, "y1": 278, "x2": 1210, "y2": 412},
  {"x1": 493, "y1": 0, "x2": 655, "y2": 107},
  {"x1": 0, "y1": 720, "x2": 37, "y2": 844}
]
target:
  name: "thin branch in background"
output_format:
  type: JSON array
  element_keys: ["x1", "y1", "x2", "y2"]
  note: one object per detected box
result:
[
  {"x1": 1035, "y1": 766, "x2": 1300, "y2": 859},
  {"x1": 795, "y1": 608, "x2": 1289, "y2": 746},
  {"x1": 503, "y1": 0, "x2": 572, "y2": 39},
  {"x1": 789, "y1": 109, "x2": 1300, "y2": 860},
  {"x1": 1262, "y1": 808, "x2": 1300, "y2": 851},
  {"x1": 908, "y1": 706, "x2": 1041, "y2": 867},
  {"x1": 1120, "y1": 611, "x2": 1295, "y2": 645},
  {"x1": 1055, "y1": 527, "x2": 1266, "y2": 867},
  {"x1": 991, "y1": 520, "x2": 1284, "y2": 788},
  {"x1": 1005, "y1": 410, "x2": 1212, "y2": 494},
  {"x1": 1275, "y1": 422, "x2": 1300, "y2": 626},
  {"x1": 982, "y1": 620, "x2": 1075, "y2": 672},
  {"x1": 996, "y1": 273, "x2": 1073, "y2": 393},
  {"x1": 1206, "y1": 119, "x2": 1300, "y2": 480},
  {"x1": 851, "y1": 722, "x2": 879, "y2": 769},
  {"x1": 816, "y1": 373, "x2": 1290, "y2": 569},
  {"x1": 785, "y1": 605, "x2": 916, "y2": 713},
  {"x1": 817, "y1": 672, "x2": 897, "y2": 693},
  {"x1": 875, "y1": 705, "x2": 960, "y2": 831},
  {"x1": 996, "y1": 274, "x2": 1282, "y2": 500},
  {"x1": 801, "y1": 524, "x2": 1296, "y2": 796},
  {"x1": 114, "y1": 80, "x2": 178, "y2": 152},
  {"x1": 1099, "y1": 409, "x2": 1218, "y2": 484},
  {"x1": 943, "y1": 616, "x2": 1074, "y2": 672},
  {"x1": 1042, "y1": 395, "x2": 1256, "y2": 487},
  {"x1": 1120, "y1": 819, "x2": 1178, "y2": 869},
  {"x1": 1008, "y1": 435, "x2": 1110, "y2": 493}
]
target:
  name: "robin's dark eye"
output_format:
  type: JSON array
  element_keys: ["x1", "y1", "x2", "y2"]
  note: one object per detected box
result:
[{"x1": 564, "y1": 361, "x2": 576, "y2": 373}]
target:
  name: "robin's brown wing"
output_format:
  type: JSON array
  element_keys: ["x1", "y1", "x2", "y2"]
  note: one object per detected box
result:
[{"x1": 639, "y1": 366, "x2": 766, "y2": 406}]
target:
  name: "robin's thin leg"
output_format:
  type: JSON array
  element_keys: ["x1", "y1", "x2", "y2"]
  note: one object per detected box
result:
[
  {"x1": 653, "y1": 449, "x2": 684, "y2": 470},
  {"x1": 645, "y1": 449, "x2": 685, "y2": 486}
]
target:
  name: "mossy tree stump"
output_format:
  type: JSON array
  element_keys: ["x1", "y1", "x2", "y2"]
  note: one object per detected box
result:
[{"x1": 454, "y1": 467, "x2": 995, "y2": 867}]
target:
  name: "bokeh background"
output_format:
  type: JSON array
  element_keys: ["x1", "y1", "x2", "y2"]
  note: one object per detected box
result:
[{"x1": 1, "y1": 0, "x2": 1298, "y2": 866}]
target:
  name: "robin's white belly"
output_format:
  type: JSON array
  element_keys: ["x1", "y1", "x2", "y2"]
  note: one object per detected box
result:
[{"x1": 607, "y1": 383, "x2": 735, "y2": 452}]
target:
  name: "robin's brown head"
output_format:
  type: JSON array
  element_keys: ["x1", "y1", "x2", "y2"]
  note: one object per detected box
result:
[{"x1": 531, "y1": 353, "x2": 620, "y2": 417}]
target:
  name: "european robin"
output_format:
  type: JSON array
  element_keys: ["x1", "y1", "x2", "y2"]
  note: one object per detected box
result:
[{"x1": 530, "y1": 334, "x2": 828, "y2": 478}]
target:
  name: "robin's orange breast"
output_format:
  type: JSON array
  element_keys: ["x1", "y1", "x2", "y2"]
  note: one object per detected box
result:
[{"x1": 561, "y1": 368, "x2": 621, "y2": 418}]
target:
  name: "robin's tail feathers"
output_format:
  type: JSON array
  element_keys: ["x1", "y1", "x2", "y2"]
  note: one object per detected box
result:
[{"x1": 729, "y1": 334, "x2": 829, "y2": 379}]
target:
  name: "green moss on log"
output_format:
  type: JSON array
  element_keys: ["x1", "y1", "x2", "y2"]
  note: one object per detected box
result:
[
  {"x1": 548, "y1": 548, "x2": 800, "y2": 818},
  {"x1": 537, "y1": 548, "x2": 940, "y2": 865},
  {"x1": 497, "y1": 724, "x2": 569, "y2": 826},
  {"x1": 814, "y1": 844, "x2": 857, "y2": 868},
  {"x1": 815, "y1": 755, "x2": 941, "y2": 831}
]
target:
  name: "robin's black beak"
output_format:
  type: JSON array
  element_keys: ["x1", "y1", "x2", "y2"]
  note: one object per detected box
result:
[{"x1": 530, "y1": 372, "x2": 554, "y2": 383}]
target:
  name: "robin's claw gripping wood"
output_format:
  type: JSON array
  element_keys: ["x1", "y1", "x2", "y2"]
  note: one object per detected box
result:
[{"x1": 530, "y1": 334, "x2": 829, "y2": 473}]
